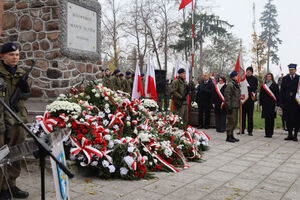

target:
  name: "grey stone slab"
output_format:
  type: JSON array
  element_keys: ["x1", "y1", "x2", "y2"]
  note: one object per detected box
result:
[
  {"x1": 143, "y1": 179, "x2": 185, "y2": 195},
  {"x1": 203, "y1": 186, "x2": 247, "y2": 200},
  {"x1": 164, "y1": 171, "x2": 203, "y2": 184},
  {"x1": 254, "y1": 160, "x2": 283, "y2": 168},
  {"x1": 229, "y1": 159, "x2": 256, "y2": 167},
  {"x1": 118, "y1": 189, "x2": 163, "y2": 200},
  {"x1": 278, "y1": 179, "x2": 300, "y2": 200},
  {"x1": 187, "y1": 164, "x2": 217, "y2": 175},
  {"x1": 245, "y1": 164, "x2": 276, "y2": 175},
  {"x1": 256, "y1": 181, "x2": 289, "y2": 193},
  {"x1": 246, "y1": 188, "x2": 284, "y2": 200},
  {"x1": 203, "y1": 170, "x2": 237, "y2": 182},
  {"x1": 218, "y1": 163, "x2": 249, "y2": 174},
  {"x1": 184, "y1": 178, "x2": 224, "y2": 193},
  {"x1": 160, "y1": 187, "x2": 208, "y2": 200},
  {"x1": 225, "y1": 177, "x2": 260, "y2": 191},
  {"x1": 200, "y1": 157, "x2": 230, "y2": 167}
]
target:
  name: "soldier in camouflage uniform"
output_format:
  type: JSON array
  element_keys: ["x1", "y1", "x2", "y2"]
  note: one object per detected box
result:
[
  {"x1": 0, "y1": 42, "x2": 30, "y2": 199},
  {"x1": 224, "y1": 71, "x2": 241, "y2": 143},
  {"x1": 170, "y1": 68, "x2": 190, "y2": 122},
  {"x1": 102, "y1": 68, "x2": 113, "y2": 89},
  {"x1": 124, "y1": 71, "x2": 132, "y2": 94},
  {"x1": 111, "y1": 69, "x2": 122, "y2": 91}
]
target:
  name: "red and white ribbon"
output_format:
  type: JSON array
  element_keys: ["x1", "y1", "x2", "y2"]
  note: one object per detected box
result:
[
  {"x1": 142, "y1": 144, "x2": 179, "y2": 173},
  {"x1": 70, "y1": 135, "x2": 103, "y2": 167},
  {"x1": 215, "y1": 83, "x2": 226, "y2": 108},
  {"x1": 108, "y1": 112, "x2": 124, "y2": 128},
  {"x1": 262, "y1": 83, "x2": 277, "y2": 102},
  {"x1": 35, "y1": 112, "x2": 60, "y2": 134}
]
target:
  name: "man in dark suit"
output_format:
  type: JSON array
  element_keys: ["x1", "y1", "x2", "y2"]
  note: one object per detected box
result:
[
  {"x1": 240, "y1": 66, "x2": 258, "y2": 136},
  {"x1": 196, "y1": 73, "x2": 213, "y2": 129},
  {"x1": 280, "y1": 63, "x2": 300, "y2": 141}
]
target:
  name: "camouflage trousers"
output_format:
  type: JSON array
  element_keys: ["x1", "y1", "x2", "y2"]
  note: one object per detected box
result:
[
  {"x1": 226, "y1": 108, "x2": 238, "y2": 135},
  {"x1": 174, "y1": 104, "x2": 188, "y2": 123},
  {"x1": 2, "y1": 125, "x2": 26, "y2": 190}
]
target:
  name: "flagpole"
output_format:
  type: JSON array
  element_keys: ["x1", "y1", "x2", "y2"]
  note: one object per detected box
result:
[
  {"x1": 238, "y1": 48, "x2": 243, "y2": 134},
  {"x1": 192, "y1": 0, "x2": 195, "y2": 81}
]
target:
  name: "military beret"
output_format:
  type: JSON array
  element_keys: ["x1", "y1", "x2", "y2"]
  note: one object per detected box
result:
[
  {"x1": 126, "y1": 71, "x2": 131, "y2": 75},
  {"x1": 288, "y1": 63, "x2": 297, "y2": 69},
  {"x1": 141, "y1": 73, "x2": 145, "y2": 77},
  {"x1": 177, "y1": 68, "x2": 185, "y2": 74},
  {"x1": 114, "y1": 69, "x2": 120, "y2": 74},
  {"x1": 230, "y1": 70, "x2": 238, "y2": 78},
  {"x1": 120, "y1": 73, "x2": 124, "y2": 77},
  {"x1": 246, "y1": 66, "x2": 253, "y2": 73},
  {"x1": 1, "y1": 42, "x2": 18, "y2": 54}
]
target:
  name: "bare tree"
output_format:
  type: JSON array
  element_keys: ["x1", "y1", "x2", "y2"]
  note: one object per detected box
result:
[{"x1": 101, "y1": 0, "x2": 125, "y2": 70}]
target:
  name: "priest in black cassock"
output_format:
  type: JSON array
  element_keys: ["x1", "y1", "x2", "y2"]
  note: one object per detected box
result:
[{"x1": 280, "y1": 63, "x2": 300, "y2": 141}]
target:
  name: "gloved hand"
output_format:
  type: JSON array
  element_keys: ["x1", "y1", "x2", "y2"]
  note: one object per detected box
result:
[{"x1": 17, "y1": 79, "x2": 30, "y2": 93}]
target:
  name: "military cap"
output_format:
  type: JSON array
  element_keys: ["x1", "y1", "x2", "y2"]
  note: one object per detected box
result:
[
  {"x1": 141, "y1": 73, "x2": 145, "y2": 77},
  {"x1": 246, "y1": 66, "x2": 253, "y2": 73},
  {"x1": 288, "y1": 63, "x2": 297, "y2": 69},
  {"x1": 114, "y1": 69, "x2": 120, "y2": 74},
  {"x1": 1, "y1": 42, "x2": 18, "y2": 54},
  {"x1": 126, "y1": 71, "x2": 131, "y2": 75},
  {"x1": 230, "y1": 70, "x2": 238, "y2": 78},
  {"x1": 177, "y1": 68, "x2": 185, "y2": 74},
  {"x1": 120, "y1": 73, "x2": 124, "y2": 77}
]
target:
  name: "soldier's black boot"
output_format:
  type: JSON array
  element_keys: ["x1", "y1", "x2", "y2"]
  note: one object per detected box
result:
[
  {"x1": 293, "y1": 131, "x2": 298, "y2": 142},
  {"x1": 0, "y1": 190, "x2": 11, "y2": 200},
  {"x1": 11, "y1": 186, "x2": 29, "y2": 199},
  {"x1": 226, "y1": 133, "x2": 235, "y2": 143},
  {"x1": 232, "y1": 134, "x2": 240, "y2": 142},
  {"x1": 284, "y1": 131, "x2": 293, "y2": 140}
]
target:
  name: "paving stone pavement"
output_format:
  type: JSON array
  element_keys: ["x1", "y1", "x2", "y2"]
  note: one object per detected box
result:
[{"x1": 15, "y1": 129, "x2": 300, "y2": 200}]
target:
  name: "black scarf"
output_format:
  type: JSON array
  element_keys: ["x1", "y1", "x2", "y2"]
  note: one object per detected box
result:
[{"x1": 2, "y1": 60, "x2": 17, "y2": 75}]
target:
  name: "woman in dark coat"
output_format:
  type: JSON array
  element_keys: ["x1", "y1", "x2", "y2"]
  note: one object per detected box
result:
[
  {"x1": 212, "y1": 76, "x2": 227, "y2": 133},
  {"x1": 259, "y1": 73, "x2": 279, "y2": 138}
]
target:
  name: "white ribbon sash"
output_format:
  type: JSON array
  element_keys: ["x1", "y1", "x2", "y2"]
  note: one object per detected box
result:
[
  {"x1": 215, "y1": 84, "x2": 225, "y2": 108},
  {"x1": 262, "y1": 83, "x2": 277, "y2": 103}
]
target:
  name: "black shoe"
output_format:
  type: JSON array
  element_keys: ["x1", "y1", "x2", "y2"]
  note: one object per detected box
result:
[
  {"x1": 11, "y1": 186, "x2": 29, "y2": 199},
  {"x1": 232, "y1": 136, "x2": 240, "y2": 142},
  {"x1": 226, "y1": 136, "x2": 235, "y2": 143},
  {"x1": 248, "y1": 132, "x2": 253, "y2": 136},
  {"x1": 205, "y1": 126, "x2": 209, "y2": 129},
  {"x1": 197, "y1": 125, "x2": 203, "y2": 129},
  {"x1": 284, "y1": 137, "x2": 293, "y2": 141},
  {"x1": 293, "y1": 137, "x2": 298, "y2": 142},
  {"x1": 0, "y1": 190, "x2": 11, "y2": 200},
  {"x1": 265, "y1": 135, "x2": 272, "y2": 138},
  {"x1": 241, "y1": 131, "x2": 245, "y2": 134},
  {"x1": 237, "y1": 132, "x2": 240, "y2": 135}
]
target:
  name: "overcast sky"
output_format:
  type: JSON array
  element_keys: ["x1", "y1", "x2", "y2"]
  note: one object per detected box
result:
[{"x1": 202, "y1": 0, "x2": 300, "y2": 76}]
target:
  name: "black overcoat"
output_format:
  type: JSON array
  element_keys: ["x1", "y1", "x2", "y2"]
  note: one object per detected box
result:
[
  {"x1": 279, "y1": 74, "x2": 300, "y2": 124},
  {"x1": 259, "y1": 83, "x2": 279, "y2": 118},
  {"x1": 196, "y1": 79, "x2": 213, "y2": 106}
]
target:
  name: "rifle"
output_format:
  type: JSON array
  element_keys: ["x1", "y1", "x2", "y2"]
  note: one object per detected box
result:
[
  {"x1": 9, "y1": 60, "x2": 35, "y2": 112},
  {"x1": 179, "y1": 85, "x2": 190, "y2": 107}
]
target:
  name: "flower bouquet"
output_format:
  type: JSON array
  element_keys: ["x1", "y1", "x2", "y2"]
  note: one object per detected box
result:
[{"x1": 31, "y1": 81, "x2": 210, "y2": 179}]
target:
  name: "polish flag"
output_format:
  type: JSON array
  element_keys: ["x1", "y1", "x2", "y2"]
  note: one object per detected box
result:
[
  {"x1": 131, "y1": 62, "x2": 144, "y2": 100},
  {"x1": 179, "y1": 0, "x2": 192, "y2": 10},
  {"x1": 185, "y1": 62, "x2": 190, "y2": 84},
  {"x1": 145, "y1": 61, "x2": 157, "y2": 100},
  {"x1": 234, "y1": 51, "x2": 249, "y2": 104}
]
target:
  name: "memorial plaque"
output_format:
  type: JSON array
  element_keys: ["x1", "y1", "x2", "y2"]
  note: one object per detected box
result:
[
  {"x1": 59, "y1": 0, "x2": 101, "y2": 61},
  {"x1": 67, "y1": 2, "x2": 97, "y2": 52}
]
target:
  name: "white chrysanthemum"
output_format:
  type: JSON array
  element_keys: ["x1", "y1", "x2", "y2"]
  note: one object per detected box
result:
[{"x1": 120, "y1": 167, "x2": 128, "y2": 175}]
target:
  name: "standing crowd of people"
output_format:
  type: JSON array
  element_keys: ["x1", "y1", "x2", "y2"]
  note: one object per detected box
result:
[{"x1": 170, "y1": 64, "x2": 300, "y2": 143}]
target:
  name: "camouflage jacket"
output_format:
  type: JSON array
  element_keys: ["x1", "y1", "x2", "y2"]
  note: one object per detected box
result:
[
  {"x1": 0, "y1": 61, "x2": 30, "y2": 123},
  {"x1": 103, "y1": 75, "x2": 113, "y2": 89},
  {"x1": 170, "y1": 77, "x2": 188, "y2": 106},
  {"x1": 224, "y1": 79, "x2": 241, "y2": 110}
]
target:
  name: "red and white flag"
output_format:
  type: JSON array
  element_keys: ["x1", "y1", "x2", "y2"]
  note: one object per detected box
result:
[
  {"x1": 144, "y1": 61, "x2": 157, "y2": 100},
  {"x1": 179, "y1": 0, "x2": 192, "y2": 10},
  {"x1": 234, "y1": 51, "x2": 249, "y2": 104},
  {"x1": 185, "y1": 62, "x2": 190, "y2": 84},
  {"x1": 131, "y1": 62, "x2": 144, "y2": 100}
]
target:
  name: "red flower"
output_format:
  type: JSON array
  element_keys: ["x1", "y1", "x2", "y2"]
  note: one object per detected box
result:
[
  {"x1": 134, "y1": 172, "x2": 138, "y2": 177},
  {"x1": 157, "y1": 165, "x2": 162, "y2": 170},
  {"x1": 77, "y1": 134, "x2": 84, "y2": 140},
  {"x1": 94, "y1": 137, "x2": 101, "y2": 145},
  {"x1": 72, "y1": 121, "x2": 77, "y2": 129},
  {"x1": 82, "y1": 129, "x2": 88, "y2": 134}
]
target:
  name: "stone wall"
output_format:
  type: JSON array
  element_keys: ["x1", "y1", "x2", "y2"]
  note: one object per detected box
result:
[{"x1": 0, "y1": 0, "x2": 102, "y2": 98}]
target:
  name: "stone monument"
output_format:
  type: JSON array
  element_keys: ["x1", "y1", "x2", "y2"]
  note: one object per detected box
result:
[{"x1": 0, "y1": 0, "x2": 102, "y2": 98}]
